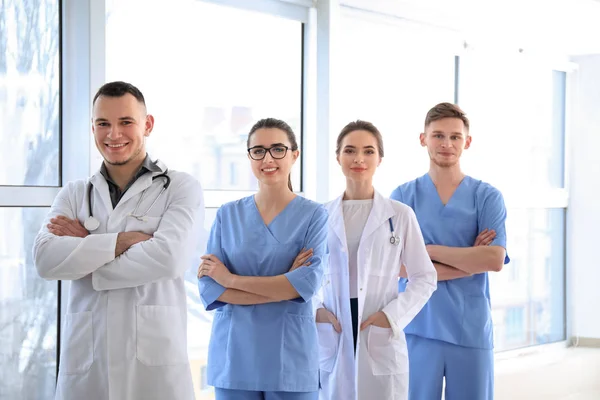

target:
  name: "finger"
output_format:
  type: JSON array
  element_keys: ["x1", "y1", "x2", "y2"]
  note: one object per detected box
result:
[
  {"x1": 50, "y1": 218, "x2": 71, "y2": 227},
  {"x1": 201, "y1": 254, "x2": 214, "y2": 261},
  {"x1": 48, "y1": 225, "x2": 66, "y2": 236},
  {"x1": 297, "y1": 253, "x2": 312, "y2": 265},
  {"x1": 331, "y1": 317, "x2": 342, "y2": 333},
  {"x1": 360, "y1": 317, "x2": 373, "y2": 331},
  {"x1": 48, "y1": 228, "x2": 64, "y2": 236},
  {"x1": 53, "y1": 215, "x2": 73, "y2": 222}
]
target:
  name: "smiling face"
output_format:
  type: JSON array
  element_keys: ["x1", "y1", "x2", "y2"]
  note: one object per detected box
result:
[
  {"x1": 247, "y1": 127, "x2": 299, "y2": 188},
  {"x1": 420, "y1": 117, "x2": 471, "y2": 168},
  {"x1": 91, "y1": 93, "x2": 154, "y2": 166},
  {"x1": 337, "y1": 129, "x2": 381, "y2": 182}
]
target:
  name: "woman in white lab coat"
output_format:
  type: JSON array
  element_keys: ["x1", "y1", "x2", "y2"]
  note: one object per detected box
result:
[{"x1": 315, "y1": 120, "x2": 437, "y2": 400}]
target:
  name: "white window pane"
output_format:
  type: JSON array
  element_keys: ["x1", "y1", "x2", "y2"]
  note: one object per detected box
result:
[
  {"x1": 103, "y1": 0, "x2": 303, "y2": 192},
  {"x1": 459, "y1": 55, "x2": 566, "y2": 194},
  {"x1": 0, "y1": 0, "x2": 60, "y2": 187},
  {"x1": 0, "y1": 207, "x2": 57, "y2": 399},
  {"x1": 333, "y1": 14, "x2": 456, "y2": 198},
  {"x1": 491, "y1": 208, "x2": 565, "y2": 351}
]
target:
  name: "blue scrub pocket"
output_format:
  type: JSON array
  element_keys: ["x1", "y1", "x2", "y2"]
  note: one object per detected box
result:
[
  {"x1": 283, "y1": 313, "x2": 319, "y2": 377},
  {"x1": 462, "y1": 295, "x2": 493, "y2": 348},
  {"x1": 208, "y1": 310, "x2": 232, "y2": 370}
]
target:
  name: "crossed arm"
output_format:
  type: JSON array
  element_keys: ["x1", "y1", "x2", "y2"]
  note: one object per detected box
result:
[
  {"x1": 400, "y1": 229, "x2": 506, "y2": 281},
  {"x1": 197, "y1": 249, "x2": 313, "y2": 305}
]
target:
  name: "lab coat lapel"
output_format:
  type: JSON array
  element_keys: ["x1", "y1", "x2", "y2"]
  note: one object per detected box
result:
[
  {"x1": 116, "y1": 162, "x2": 167, "y2": 209},
  {"x1": 360, "y1": 190, "x2": 395, "y2": 243},
  {"x1": 116, "y1": 173, "x2": 153, "y2": 209},
  {"x1": 328, "y1": 194, "x2": 348, "y2": 253},
  {"x1": 90, "y1": 172, "x2": 115, "y2": 213}
]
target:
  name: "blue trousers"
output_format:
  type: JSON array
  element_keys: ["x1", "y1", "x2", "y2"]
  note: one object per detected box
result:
[
  {"x1": 215, "y1": 388, "x2": 318, "y2": 400},
  {"x1": 406, "y1": 334, "x2": 494, "y2": 400}
]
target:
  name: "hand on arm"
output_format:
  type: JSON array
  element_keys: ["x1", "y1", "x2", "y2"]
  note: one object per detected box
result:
[
  {"x1": 34, "y1": 186, "x2": 119, "y2": 281},
  {"x1": 115, "y1": 232, "x2": 153, "y2": 257},
  {"x1": 47, "y1": 216, "x2": 89, "y2": 238}
]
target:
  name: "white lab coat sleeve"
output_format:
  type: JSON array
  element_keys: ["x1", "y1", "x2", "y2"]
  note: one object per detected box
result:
[
  {"x1": 33, "y1": 182, "x2": 119, "y2": 281},
  {"x1": 284, "y1": 205, "x2": 328, "y2": 303},
  {"x1": 92, "y1": 175, "x2": 204, "y2": 291},
  {"x1": 382, "y1": 207, "x2": 437, "y2": 338}
]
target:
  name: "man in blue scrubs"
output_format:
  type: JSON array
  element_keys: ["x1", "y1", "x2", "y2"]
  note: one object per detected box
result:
[{"x1": 391, "y1": 103, "x2": 509, "y2": 400}]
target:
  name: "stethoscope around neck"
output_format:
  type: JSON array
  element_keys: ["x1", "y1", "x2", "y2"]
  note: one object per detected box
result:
[{"x1": 83, "y1": 171, "x2": 171, "y2": 231}]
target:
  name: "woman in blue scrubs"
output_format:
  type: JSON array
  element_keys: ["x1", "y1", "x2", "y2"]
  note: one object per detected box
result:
[
  {"x1": 391, "y1": 103, "x2": 509, "y2": 400},
  {"x1": 197, "y1": 118, "x2": 327, "y2": 400}
]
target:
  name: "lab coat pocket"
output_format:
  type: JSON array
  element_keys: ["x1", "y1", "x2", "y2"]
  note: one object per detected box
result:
[
  {"x1": 316, "y1": 322, "x2": 339, "y2": 372},
  {"x1": 125, "y1": 215, "x2": 162, "y2": 235},
  {"x1": 61, "y1": 312, "x2": 94, "y2": 375},
  {"x1": 367, "y1": 326, "x2": 407, "y2": 375},
  {"x1": 136, "y1": 305, "x2": 188, "y2": 366}
]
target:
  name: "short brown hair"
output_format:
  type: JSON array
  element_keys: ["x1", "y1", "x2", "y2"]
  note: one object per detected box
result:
[
  {"x1": 424, "y1": 102, "x2": 470, "y2": 132},
  {"x1": 336, "y1": 120, "x2": 384, "y2": 157}
]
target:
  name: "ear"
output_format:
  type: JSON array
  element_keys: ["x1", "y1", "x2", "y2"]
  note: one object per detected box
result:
[
  {"x1": 419, "y1": 132, "x2": 427, "y2": 147},
  {"x1": 291, "y1": 149, "x2": 300, "y2": 163},
  {"x1": 464, "y1": 135, "x2": 472, "y2": 150},
  {"x1": 377, "y1": 156, "x2": 382, "y2": 167},
  {"x1": 336, "y1": 154, "x2": 341, "y2": 166},
  {"x1": 144, "y1": 114, "x2": 155, "y2": 137}
]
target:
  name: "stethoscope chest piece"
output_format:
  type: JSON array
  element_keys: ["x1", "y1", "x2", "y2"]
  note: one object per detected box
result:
[
  {"x1": 84, "y1": 216, "x2": 100, "y2": 231},
  {"x1": 388, "y1": 217, "x2": 400, "y2": 246}
]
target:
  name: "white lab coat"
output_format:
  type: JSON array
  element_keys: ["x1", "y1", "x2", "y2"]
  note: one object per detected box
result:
[
  {"x1": 316, "y1": 190, "x2": 437, "y2": 400},
  {"x1": 33, "y1": 161, "x2": 203, "y2": 400}
]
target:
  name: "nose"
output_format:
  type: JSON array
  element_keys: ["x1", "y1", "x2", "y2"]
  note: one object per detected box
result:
[
  {"x1": 106, "y1": 127, "x2": 122, "y2": 140},
  {"x1": 262, "y1": 151, "x2": 275, "y2": 163}
]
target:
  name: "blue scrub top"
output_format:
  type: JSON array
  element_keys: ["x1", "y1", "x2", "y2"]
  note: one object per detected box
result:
[
  {"x1": 391, "y1": 174, "x2": 509, "y2": 350},
  {"x1": 198, "y1": 195, "x2": 328, "y2": 392}
]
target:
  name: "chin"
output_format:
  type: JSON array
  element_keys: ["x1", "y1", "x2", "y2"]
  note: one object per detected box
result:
[
  {"x1": 433, "y1": 159, "x2": 458, "y2": 168},
  {"x1": 104, "y1": 155, "x2": 133, "y2": 166}
]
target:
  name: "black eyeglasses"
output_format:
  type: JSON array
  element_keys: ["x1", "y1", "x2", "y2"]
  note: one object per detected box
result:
[{"x1": 247, "y1": 145, "x2": 290, "y2": 160}]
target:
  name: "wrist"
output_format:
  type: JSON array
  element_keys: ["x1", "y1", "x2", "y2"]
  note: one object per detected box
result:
[{"x1": 226, "y1": 273, "x2": 238, "y2": 289}]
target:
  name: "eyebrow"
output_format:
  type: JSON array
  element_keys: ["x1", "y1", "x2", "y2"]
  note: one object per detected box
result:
[
  {"x1": 94, "y1": 116, "x2": 136, "y2": 123},
  {"x1": 343, "y1": 145, "x2": 376, "y2": 149},
  {"x1": 250, "y1": 142, "x2": 287, "y2": 148}
]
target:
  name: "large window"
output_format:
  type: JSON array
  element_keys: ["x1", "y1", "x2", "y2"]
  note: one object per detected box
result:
[
  {"x1": 0, "y1": 0, "x2": 60, "y2": 399},
  {"x1": 0, "y1": 207, "x2": 57, "y2": 400},
  {"x1": 458, "y1": 54, "x2": 568, "y2": 351},
  {"x1": 105, "y1": 1, "x2": 305, "y2": 397},
  {"x1": 102, "y1": 0, "x2": 303, "y2": 194},
  {"x1": 333, "y1": 10, "x2": 458, "y2": 199},
  {"x1": 490, "y1": 208, "x2": 565, "y2": 351},
  {"x1": 0, "y1": 0, "x2": 60, "y2": 187}
]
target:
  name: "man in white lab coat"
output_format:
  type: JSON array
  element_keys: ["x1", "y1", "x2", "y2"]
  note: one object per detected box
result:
[{"x1": 33, "y1": 81, "x2": 203, "y2": 400}]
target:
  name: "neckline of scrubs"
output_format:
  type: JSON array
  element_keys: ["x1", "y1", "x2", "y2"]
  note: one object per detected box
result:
[
  {"x1": 425, "y1": 173, "x2": 468, "y2": 208},
  {"x1": 250, "y1": 195, "x2": 300, "y2": 242}
]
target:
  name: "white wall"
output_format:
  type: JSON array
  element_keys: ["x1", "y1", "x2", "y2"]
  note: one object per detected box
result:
[{"x1": 568, "y1": 54, "x2": 600, "y2": 340}]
